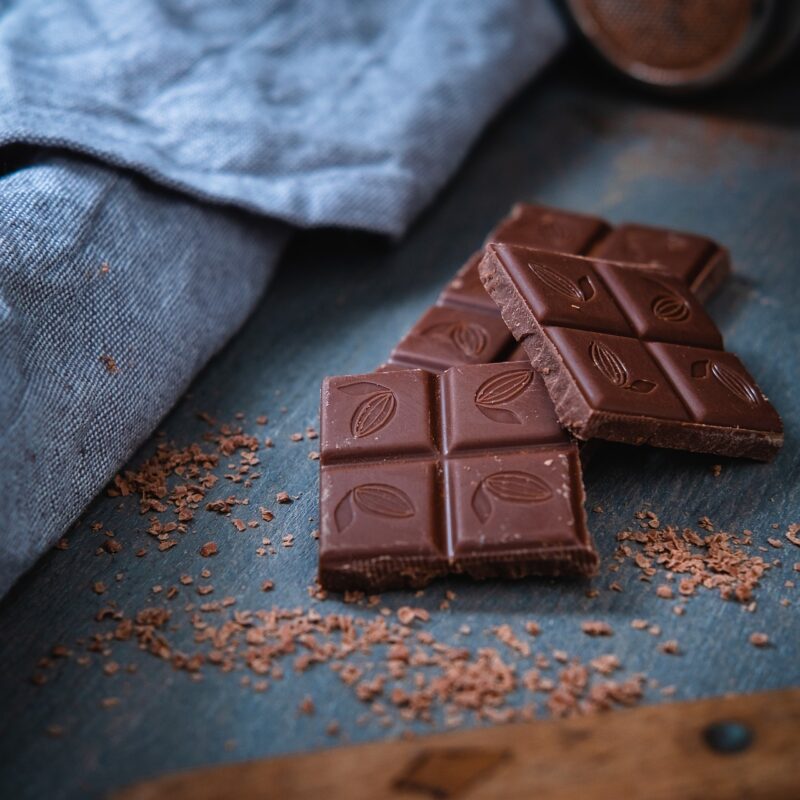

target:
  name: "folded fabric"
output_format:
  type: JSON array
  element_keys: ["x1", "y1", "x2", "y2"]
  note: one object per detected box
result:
[
  {"x1": 0, "y1": 154, "x2": 287, "y2": 597},
  {"x1": 0, "y1": 2, "x2": 565, "y2": 596},
  {"x1": 0, "y1": 1, "x2": 564, "y2": 235}
]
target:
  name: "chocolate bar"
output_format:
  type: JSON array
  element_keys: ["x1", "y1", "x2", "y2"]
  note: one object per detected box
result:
[
  {"x1": 479, "y1": 245, "x2": 782, "y2": 461},
  {"x1": 495, "y1": 204, "x2": 731, "y2": 302},
  {"x1": 383, "y1": 204, "x2": 730, "y2": 373},
  {"x1": 319, "y1": 363, "x2": 598, "y2": 591}
]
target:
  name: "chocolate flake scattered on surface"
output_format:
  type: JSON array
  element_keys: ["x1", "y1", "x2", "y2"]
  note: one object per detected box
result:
[
  {"x1": 581, "y1": 621, "x2": 613, "y2": 637},
  {"x1": 787, "y1": 524, "x2": 800, "y2": 547},
  {"x1": 616, "y1": 516, "x2": 770, "y2": 603},
  {"x1": 298, "y1": 696, "x2": 315, "y2": 715},
  {"x1": 99, "y1": 355, "x2": 118, "y2": 374},
  {"x1": 767, "y1": 537, "x2": 783, "y2": 549},
  {"x1": 42, "y1": 394, "x2": 794, "y2": 740},
  {"x1": 658, "y1": 640, "x2": 680, "y2": 656},
  {"x1": 199, "y1": 542, "x2": 218, "y2": 558}
]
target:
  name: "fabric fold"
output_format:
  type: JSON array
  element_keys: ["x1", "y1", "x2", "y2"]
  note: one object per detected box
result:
[
  {"x1": 0, "y1": 154, "x2": 287, "y2": 596},
  {"x1": 0, "y1": 1, "x2": 565, "y2": 234}
]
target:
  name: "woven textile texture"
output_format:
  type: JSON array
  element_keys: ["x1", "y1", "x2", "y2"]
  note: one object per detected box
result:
[{"x1": 0, "y1": 154, "x2": 287, "y2": 595}]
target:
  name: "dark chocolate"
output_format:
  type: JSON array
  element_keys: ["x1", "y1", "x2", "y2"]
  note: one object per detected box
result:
[
  {"x1": 319, "y1": 363, "x2": 597, "y2": 591},
  {"x1": 590, "y1": 222, "x2": 730, "y2": 302},
  {"x1": 384, "y1": 204, "x2": 730, "y2": 373},
  {"x1": 479, "y1": 245, "x2": 782, "y2": 461}
]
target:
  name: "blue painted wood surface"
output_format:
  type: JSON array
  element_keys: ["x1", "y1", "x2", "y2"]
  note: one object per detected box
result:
[{"x1": 1, "y1": 57, "x2": 799, "y2": 798}]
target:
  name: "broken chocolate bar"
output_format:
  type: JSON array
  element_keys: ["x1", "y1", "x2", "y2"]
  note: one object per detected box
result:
[
  {"x1": 494, "y1": 204, "x2": 730, "y2": 302},
  {"x1": 384, "y1": 204, "x2": 729, "y2": 373},
  {"x1": 479, "y1": 245, "x2": 782, "y2": 461},
  {"x1": 319, "y1": 363, "x2": 598, "y2": 591}
]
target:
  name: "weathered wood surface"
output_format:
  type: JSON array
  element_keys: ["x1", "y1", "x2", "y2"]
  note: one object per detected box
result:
[
  {"x1": 116, "y1": 689, "x2": 800, "y2": 800},
  {"x1": 1, "y1": 55, "x2": 798, "y2": 798}
]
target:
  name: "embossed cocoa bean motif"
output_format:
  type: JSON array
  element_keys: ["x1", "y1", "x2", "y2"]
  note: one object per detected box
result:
[
  {"x1": 334, "y1": 484, "x2": 415, "y2": 533},
  {"x1": 651, "y1": 292, "x2": 691, "y2": 322},
  {"x1": 474, "y1": 369, "x2": 533, "y2": 424},
  {"x1": 589, "y1": 340, "x2": 656, "y2": 394},
  {"x1": 423, "y1": 322, "x2": 488, "y2": 358},
  {"x1": 338, "y1": 381, "x2": 398, "y2": 437},
  {"x1": 472, "y1": 471, "x2": 551, "y2": 523},
  {"x1": 351, "y1": 391, "x2": 396, "y2": 437},
  {"x1": 691, "y1": 360, "x2": 760, "y2": 406},
  {"x1": 354, "y1": 485, "x2": 415, "y2": 517},
  {"x1": 529, "y1": 262, "x2": 594, "y2": 302}
]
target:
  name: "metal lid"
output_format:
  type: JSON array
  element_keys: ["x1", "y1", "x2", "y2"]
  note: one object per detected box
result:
[{"x1": 563, "y1": 0, "x2": 800, "y2": 92}]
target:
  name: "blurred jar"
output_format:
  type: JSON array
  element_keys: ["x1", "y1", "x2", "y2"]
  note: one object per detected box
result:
[{"x1": 561, "y1": 0, "x2": 800, "y2": 93}]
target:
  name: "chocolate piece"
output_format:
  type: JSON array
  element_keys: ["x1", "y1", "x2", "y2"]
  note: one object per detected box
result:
[
  {"x1": 319, "y1": 363, "x2": 598, "y2": 591},
  {"x1": 487, "y1": 203, "x2": 611, "y2": 254},
  {"x1": 384, "y1": 204, "x2": 729, "y2": 373},
  {"x1": 387, "y1": 302, "x2": 513, "y2": 372},
  {"x1": 479, "y1": 245, "x2": 782, "y2": 461},
  {"x1": 590, "y1": 222, "x2": 730, "y2": 302},
  {"x1": 493, "y1": 204, "x2": 730, "y2": 301}
]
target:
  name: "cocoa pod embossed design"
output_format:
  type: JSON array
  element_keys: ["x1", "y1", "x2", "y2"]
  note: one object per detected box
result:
[
  {"x1": 529, "y1": 262, "x2": 595, "y2": 302},
  {"x1": 423, "y1": 322, "x2": 488, "y2": 358},
  {"x1": 589, "y1": 340, "x2": 656, "y2": 394},
  {"x1": 474, "y1": 369, "x2": 533, "y2": 424},
  {"x1": 692, "y1": 360, "x2": 760, "y2": 406},
  {"x1": 651, "y1": 292, "x2": 691, "y2": 322},
  {"x1": 472, "y1": 470, "x2": 552, "y2": 523},
  {"x1": 339, "y1": 381, "x2": 398, "y2": 437},
  {"x1": 334, "y1": 484, "x2": 415, "y2": 533}
]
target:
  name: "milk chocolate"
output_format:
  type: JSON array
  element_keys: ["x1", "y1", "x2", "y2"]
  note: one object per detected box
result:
[
  {"x1": 384, "y1": 204, "x2": 729, "y2": 373},
  {"x1": 479, "y1": 245, "x2": 782, "y2": 461},
  {"x1": 319, "y1": 363, "x2": 598, "y2": 591}
]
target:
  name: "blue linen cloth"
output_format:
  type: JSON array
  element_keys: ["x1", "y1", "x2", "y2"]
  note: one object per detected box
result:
[{"x1": 0, "y1": 2, "x2": 565, "y2": 596}]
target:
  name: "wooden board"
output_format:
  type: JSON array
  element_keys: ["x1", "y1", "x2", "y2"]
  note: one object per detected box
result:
[{"x1": 117, "y1": 689, "x2": 800, "y2": 800}]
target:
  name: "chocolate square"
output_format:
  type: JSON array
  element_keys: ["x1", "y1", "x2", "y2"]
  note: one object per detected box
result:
[
  {"x1": 440, "y1": 362, "x2": 566, "y2": 454},
  {"x1": 592, "y1": 223, "x2": 717, "y2": 286},
  {"x1": 594, "y1": 263, "x2": 723, "y2": 349},
  {"x1": 503, "y1": 250, "x2": 632, "y2": 336},
  {"x1": 389, "y1": 305, "x2": 511, "y2": 371},
  {"x1": 447, "y1": 448, "x2": 594, "y2": 578},
  {"x1": 545, "y1": 327, "x2": 690, "y2": 421},
  {"x1": 319, "y1": 461, "x2": 446, "y2": 590},
  {"x1": 487, "y1": 203, "x2": 610, "y2": 253},
  {"x1": 321, "y1": 370, "x2": 436, "y2": 462},
  {"x1": 647, "y1": 343, "x2": 783, "y2": 432}
]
